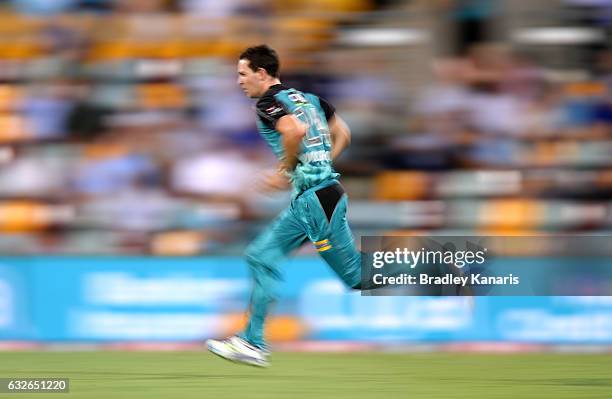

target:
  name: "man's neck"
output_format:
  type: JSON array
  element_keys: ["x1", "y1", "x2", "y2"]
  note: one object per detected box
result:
[{"x1": 262, "y1": 79, "x2": 282, "y2": 93}]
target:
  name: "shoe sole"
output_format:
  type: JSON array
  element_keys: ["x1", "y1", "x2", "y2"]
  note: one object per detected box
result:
[{"x1": 207, "y1": 342, "x2": 269, "y2": 368}]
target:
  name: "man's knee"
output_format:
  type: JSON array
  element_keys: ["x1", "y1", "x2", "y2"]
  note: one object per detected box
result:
[
  {"x1": 245, "y1": 244, "x2": 281, "y2": 279},
  {"x1": 245, "y1": 246, "x2": 268, "y2": 271},
  {"x1": 244, "y1": 243, "x2": 260, "y2": 265},
  {"x1": 321, "y1": 247, "x2": 361, "y2": 289}
]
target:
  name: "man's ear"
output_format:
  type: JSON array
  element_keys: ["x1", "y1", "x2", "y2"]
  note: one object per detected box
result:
[{"x1": 256, "y1": 68, "x2": 267, "y2": 80}]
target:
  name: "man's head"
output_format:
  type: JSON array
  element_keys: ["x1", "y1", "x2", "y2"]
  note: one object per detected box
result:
[{"x1": 238, "y1": 45, "x2": 280, "y2": 98}]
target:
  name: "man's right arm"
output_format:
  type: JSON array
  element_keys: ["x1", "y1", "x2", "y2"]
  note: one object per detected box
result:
[{"x1": 328, "y1": 114, "x2": 351, "y2": 161}]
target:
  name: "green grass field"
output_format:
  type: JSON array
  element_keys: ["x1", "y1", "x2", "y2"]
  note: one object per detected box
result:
[{"x1": 0, "y1": 351, "x2": 610, "y2": 398}]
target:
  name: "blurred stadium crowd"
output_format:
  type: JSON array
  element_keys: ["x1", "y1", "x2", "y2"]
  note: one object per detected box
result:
[{"x1": 0, "y1": 0, "x2": 611, "y2": 255}]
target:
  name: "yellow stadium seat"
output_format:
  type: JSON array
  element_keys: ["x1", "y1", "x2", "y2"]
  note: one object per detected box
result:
[
  {"x1": 0, "y1": 114, "x2": 30, "y2": 142},
  {"x1": 0, "y1": 85, "x2": 23, "y2": 111},
  {"x1": 478, "y1": 199, "x2": 544, "y2": 229},
  {"x1": 0, "y1": 201, "x2": 51, "y2": 232},
  {"x1": 137, "y1": 83, "x2": 187, "y2": 109},
  {"x1": 374, "y1": 171, "x2": 430, "y2": 200}
]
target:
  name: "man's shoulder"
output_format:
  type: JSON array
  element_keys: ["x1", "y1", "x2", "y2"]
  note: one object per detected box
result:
[
  {"x1": 256, "y1": 95, "x2": 285, "y2": 117},
  {"x1": 256, "y1": 84, "x2": 290, "y2": 107},
  {"x1": 256, "y1": 84, "x2": 290, "y2": 125}
]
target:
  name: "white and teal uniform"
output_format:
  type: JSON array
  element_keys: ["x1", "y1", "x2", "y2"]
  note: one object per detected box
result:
[
  {"x1": 255, "y1": 86, "x2": 339, "y2": 193},
  {"x1": 240, "y1": 85, "x2": 361, "y2": 349}
]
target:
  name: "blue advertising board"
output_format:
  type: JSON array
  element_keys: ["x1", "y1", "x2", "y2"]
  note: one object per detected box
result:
[{"x1": 0, "y1": 256, "x2": 610, "y2": 343}]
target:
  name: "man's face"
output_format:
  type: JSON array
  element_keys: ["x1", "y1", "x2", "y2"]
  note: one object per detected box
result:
[{"x1": 237, "y1": 59, "x2": 264, "y2": 98}]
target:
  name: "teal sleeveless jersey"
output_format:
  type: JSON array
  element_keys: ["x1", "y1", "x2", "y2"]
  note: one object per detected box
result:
[{"x1": 256, "y1": 87, "x2": 339, "y2": 193}]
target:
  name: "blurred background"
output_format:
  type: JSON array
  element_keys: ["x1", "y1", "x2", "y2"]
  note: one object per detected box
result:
[{"x1": 0, "y1": 0, "x2": 611, "y2": 349}]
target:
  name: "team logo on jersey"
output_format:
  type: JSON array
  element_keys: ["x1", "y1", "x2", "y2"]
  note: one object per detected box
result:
[
  {"x1": 288, "y1": 92, "x2": 307, "y2": 104},
  {"x1": 266, "y1": 106, "x2": 283, "y2": 116},
  {"x1": 300, "y1": 150, "x2": 331, "y2": 163}
]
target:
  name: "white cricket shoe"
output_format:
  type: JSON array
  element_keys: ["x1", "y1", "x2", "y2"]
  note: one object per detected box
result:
[{"x1": 206, "y1": 336, "x2": 269, "y2": 367}]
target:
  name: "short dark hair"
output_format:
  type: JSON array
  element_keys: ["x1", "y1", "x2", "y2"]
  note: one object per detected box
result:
[{"x1": 239, "y1": 45, "x2": 280, "y2": 78}]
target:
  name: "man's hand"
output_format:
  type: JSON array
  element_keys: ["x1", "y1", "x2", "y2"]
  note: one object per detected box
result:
[{"x1": 257, "y1": 168, "x2": 291, "y2": 192}]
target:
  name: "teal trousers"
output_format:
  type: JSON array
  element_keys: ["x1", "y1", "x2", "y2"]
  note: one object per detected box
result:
[{"x1": 240, "y1": 180, "x2": 361, "y2": 348}]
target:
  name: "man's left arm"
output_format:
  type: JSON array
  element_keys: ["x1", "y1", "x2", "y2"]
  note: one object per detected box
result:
[
  {"x1": 276, "y1": 114, "x2": 307, "y2": 172},
  {"x1": 328, "y1": 114, "x2": 351, "y2": 161}
]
